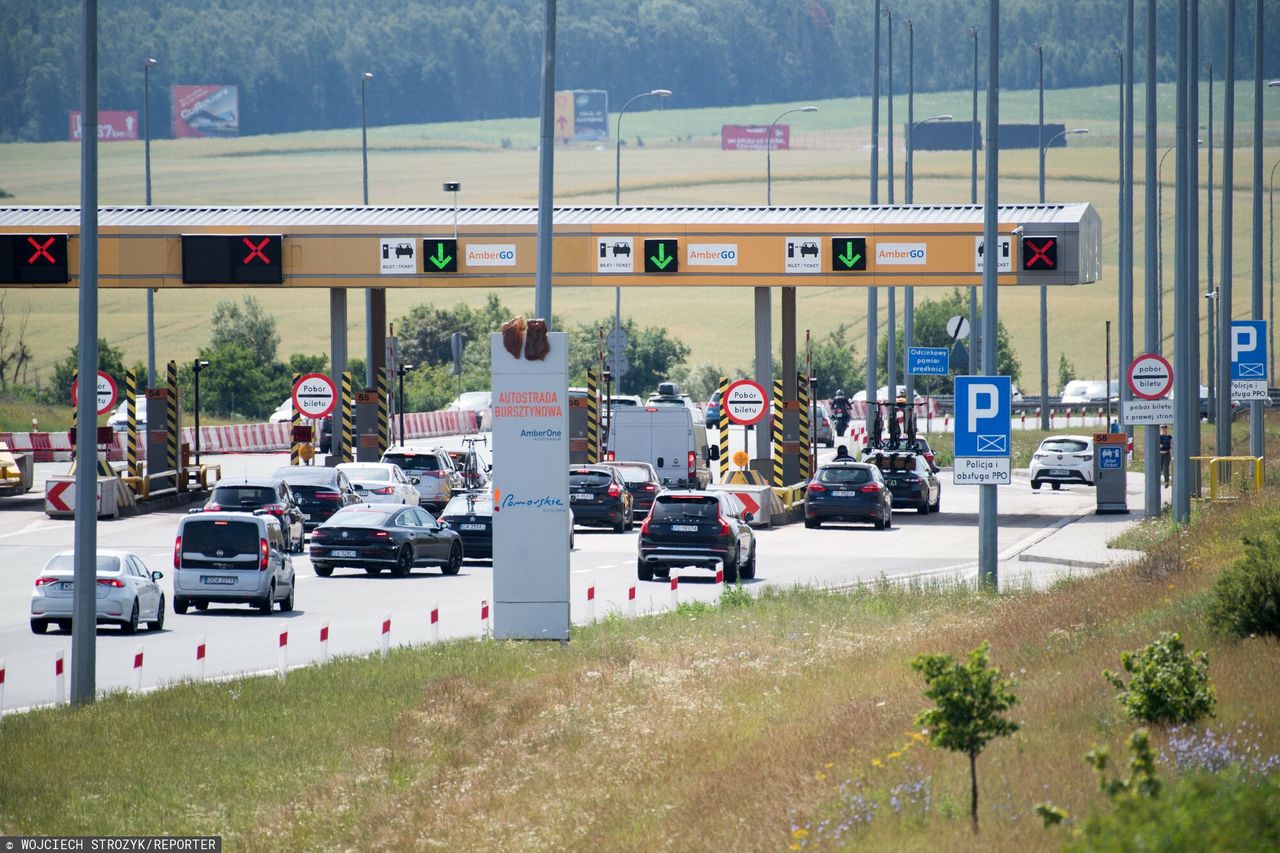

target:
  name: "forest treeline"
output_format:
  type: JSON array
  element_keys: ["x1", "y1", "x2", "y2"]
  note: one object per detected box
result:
[{"x1": 0, "y1": 0, "x2": 1272, "y2": 142}]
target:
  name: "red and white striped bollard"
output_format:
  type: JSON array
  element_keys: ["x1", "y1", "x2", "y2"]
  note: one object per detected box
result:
[
  {"x1": 430, "y1": 601, "x2": 440, "y2": 643},
  {"x1": 196, "y1": 635, "x2": 206, "y2": 681},
  {"x1": 481, "y1": 599, "x2": 490, "y2": 639},
  {"x1": 54, "y1": 650, "x2": 65, "y2": 705},
  {"x1": 587, "y1": 578, "x2": 596, "y2": 623},
  {"x1": 380, "y1": 613, "x2": 391, "y2": 657},
  {"x1": 670, "y1": 576, "x2": 679, "y2": 609},
  {"x1": 628, "y1": 586, "x2": 636, "y2": 618},
  {"x1": 320, "y1": 621, "x2": 330, "y2": 663},
  {"x1": 277, "y1": 630, "x2": 288, "y2": 682},
  {"x1": 0, "y1": 658, "x2": 6, "y2": 719},
  {"x1": 132, "y1": 644, "x2": 144, "y2": 694}
]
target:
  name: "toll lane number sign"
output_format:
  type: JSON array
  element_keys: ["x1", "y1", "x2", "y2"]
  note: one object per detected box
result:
[{"x1": 723, "y1": 379, "x2": 769, "y2": 426}]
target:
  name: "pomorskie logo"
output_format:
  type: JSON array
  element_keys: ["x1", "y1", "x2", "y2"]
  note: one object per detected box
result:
[{"x1": 492, "y1": 487, "x2": 566, "y2": 512}]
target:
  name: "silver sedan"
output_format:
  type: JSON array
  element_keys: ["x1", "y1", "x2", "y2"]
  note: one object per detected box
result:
[
  {"x1": 337, "y1": 462, "x2": 422, "y2": 506},
  {"x1": 30, "y1": 550, "x2": 166, "y2": 634}
]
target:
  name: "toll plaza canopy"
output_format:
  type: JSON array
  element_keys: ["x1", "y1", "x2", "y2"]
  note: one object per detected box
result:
[{"x1": 0, "y1": 203, "x2": 1100, "y2": 290}]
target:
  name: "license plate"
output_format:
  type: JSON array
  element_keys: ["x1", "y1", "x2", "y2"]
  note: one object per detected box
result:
[
  {"x1": 460, "y1": 523, "x2": 485, "y2": 531},
  {"x1": 833, "y1": 491, "x2": 856, "y2": 498},
  {"x1": 571, "y1": 493, "x2": 593, "y2": 501},
  {"x1": 61, "y1": 581, "x2": 74, "y2": 591},
  {"x1": 202, "y1": 576, "x2": 236, "y2": 586},
  {"x1": 671, "y1": 524, "x2": 699, "y2": 532},
  {"x1": 332, "y1": 549, "x2": 358, "y2": 558},
  {"x1": 1049, "y1": 469, "x2": 1070, "y2": 476},
  {"x1": 302, "y1": 513, "x2": 312, "y2": 520}
]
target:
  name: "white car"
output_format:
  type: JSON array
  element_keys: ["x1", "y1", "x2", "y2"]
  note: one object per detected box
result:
[
  {"x1": 1060, "y1": 380, "x2": 1118, "y2": 405},
  {"x1": 446, "y1": 391, "x2": 492, "y2": 431},
  {"x1": 30, "y1": 550, "x2": 165, "y2": 634},
  {"x1": 336, "y1": 462, "x2": 421, "y2": 505},
  {"x1": 1030, "y1": 434, "x2": 1095, "y2": 491},
  {"x1": 107, "y1": 396, "x2": 148, "y2": 432}
]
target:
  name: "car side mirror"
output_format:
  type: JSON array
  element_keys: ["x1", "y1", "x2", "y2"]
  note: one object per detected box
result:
[
  {"x1": 411, "y1": 476, "x2": 421, "y2": 485},
  {"x1": 187, "y1": 507, "x2": 203, "y2": 515},
  {"x1": 742, "y1": 511, "x2": 753, "y2": 523},
  {"x1": 151, "y1": 570, "x2": 164, "y2": 581},
  {"x1": 709, "y1": 445, "x2": 720, "y2": 461}
]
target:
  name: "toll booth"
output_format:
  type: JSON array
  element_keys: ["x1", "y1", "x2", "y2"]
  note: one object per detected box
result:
[
  {"x1": 145, "y1": 387, "x2": 179, "y2": 493},
  {"x1": 1093, "y1": 432, "x2": 1129, "y2": 514},
  {"x1": 355, "y1": 389, "x2": 383, "y2": 462}
]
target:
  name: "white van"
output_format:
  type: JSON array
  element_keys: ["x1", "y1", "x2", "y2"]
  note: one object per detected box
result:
[{"x1": 607, "y1": 407, "x2": 713, "y2": 490}]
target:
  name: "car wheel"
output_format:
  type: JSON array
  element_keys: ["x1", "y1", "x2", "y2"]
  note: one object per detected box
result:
[
  {"x1": 654, "y1": 567, "x2": 670, "y2": 579},
  {"x1": 1051, "y1": 482, "x2": 1062, "y2": 491},
  {"x1": 392, "y1": 546, "x2": 413, "y2": 577},
  {"x1": 282, "y1": 529, "x2": 293, "y2": 554},
  {"x1": 874, "y1": 511, "x2": 885, "y2": 530},
  {"x1": 613, "y1": 517, "x2": 626, "y2": 533},
  {"x1": 741, "y1": 544, "x2": 757, "y2": 580},
  {"x1": 30, "y1": 618, "x2": 48, "y2": 634},
  {"x1": 258, "y1": 585, "x2": 274, "y2": 615},
  {"x1": 723, "y1": 550, "x2": 740, "y2": 584},
  {"x1": 804, "y1": 518, "x2": 821, "y2": 529},
  {"x1": 149, "y1": 595, "x2": 166, "y2": 631},
  {"x1": 1031, "y1": 480, "x2": 1041, "y2": 491},
  {"x1": 122, "y1": 600, "x2": 140, "y2": 634},
  {"x1": 364, "y1": 566, "x2": 384, "y2": 575},
  {"x1": 194, "y1": 601, "x2": 208, "y2": 612},
  {"x1": 917, "y1": 497, "x2": 930, "y2": 515},
  {"x1": 174, "y1": 597, "x2": 189, "y2": 615},
  {"x1": 313, "y1": 563, "x2": 333, "y2": 577},
  {"x1": 637, "y1": 559, "x2": 653, "y2": 582},
  {"x1": 932, "y1": 493, "x2": 941, "y2": 513},
  {"x1": 884, "y1": 509, "x2": 892, "y2": 530},
  {"x1": 279, "y1": 584, "x2": 294, "y2": 613},
  {"x1": 442, "y1": 543, "x2": 462, "y2": 576}
]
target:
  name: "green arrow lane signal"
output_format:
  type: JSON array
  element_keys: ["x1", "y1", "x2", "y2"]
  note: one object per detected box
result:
[
  {"x1": 831, "y1": 236, "x2": 867, "y2": 271},
  {"x1": 422, "y1": 238, "x2": 458, "y2": 273},
  {"x1": 644, "y1": 238, "x2": 679, "y2": 273}
]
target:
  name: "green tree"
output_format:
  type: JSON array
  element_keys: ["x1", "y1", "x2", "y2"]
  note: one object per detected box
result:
[
  {"x1": 911, "y1": 640, "x2": 1020, "y2": 833},
  {"x1": 568, "y1": 318, "x2": 691, "y2": 396},
  {"x1": 209, "y1": 296, "x2": 280, "y2": 366},
  {"x1": 49, "y1": 338, "x2": 143, "y2": 404},
  {"x1": 809, "y1": 324, "x2": 864, "y2": 398},
  {"x1": 1104, "y1": 632, "x2": 1216, "y2": 725},
  {"x1": 1058, "y1": 352, "x2": 1076, "y2": 394}
]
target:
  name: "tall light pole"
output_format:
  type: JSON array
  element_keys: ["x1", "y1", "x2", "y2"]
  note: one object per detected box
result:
[
  {"x1": 1173, "y1": 0, "x2": 1190, "y2": 524},
  {"x1": 1144, "y1": 0, "x2": 1159, "y2": 516},
  {"x1": 1249, "y1": 0, "x2": 1265, "y2": 460},
  {"x1": 1040, "y1": 126, "x2": 1089, "y2": 425},
  {"x1": 1206, "y1": 61, "x2": 1216, "y2": 437},
  {"x1": 868, "y1": 0, "x2": 882, "y2": 440},
  {"x1": 1121, "y1": 0, "x2": 1135, "y2": 440},
  {"x1": 883, "y1": 4, "x2": 895, "y2": 411},
  {"x1": 1270, "y1": 155, "x2": 1279, "y2": 381},
  {"x1": 1218, "y1": 0, "x2": 1236, "y2": 457},
  {"x1": 360, "y1": 71, "x2": 375, "y2": 387},
  {"x1": 193, "y1": 359, "x2": 209, "y2": 467},
  {"x1": 969, "y1": 25, "x2": 980, "y2": 373},
  {"x1": 143, "y1": 57, "x2": 157, "y2": 388},
  {"x1": 614, "y1": 88, "x2": 671, "y2": 392},
  {"x1": 1158, "y1": 141, "x2": 1199, "y2": 346},
  {"x1": 978, "y1": 0, "x2": 1000, "y2": 587},
  {"x1": 765, "y1": 106, "x2": 817, "y2": 206}
]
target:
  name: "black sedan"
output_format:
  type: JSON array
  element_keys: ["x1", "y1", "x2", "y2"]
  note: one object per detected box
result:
[
  {"x1": 804, "y1": 462, "x2": 893, "y2": 529},
  {"x1": 569, "y1": 465, "x2": 634, "y2": 532},
  {"x1": 637, "y1": 491, "x2": 756, "y2": 583},
  {"x1": 309, "y1": 504, "x2": 462, "y2": 577},
  {"x1": 438, "y1": 490, "x2": 576, "y2": 560},
  {"x1": 199, "y1": 478, "x2": 306, "y2": 552},
  {"x1": 867, "y1": 450, "x2": 941, "y2": 514},
  {"x1": 271, "y1": 465, "x2": 362, "y2": 530},
  {"x1": 600, "y1": 461, "x2": 662, "y2": 519}
]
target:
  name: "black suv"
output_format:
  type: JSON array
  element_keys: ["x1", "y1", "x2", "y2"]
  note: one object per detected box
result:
[
  {"x1": 199, "y1": 478, "x2": 306, "y2": 552},
  {"x1": 637, "y1": 491, "x2": 756, "y2": 583},
  {"x1": 569, "y1": 465, "x2": 634, "y2": 532},
  {"x1": 271, "y1": 466, "x2": 362, "y2": 531}
]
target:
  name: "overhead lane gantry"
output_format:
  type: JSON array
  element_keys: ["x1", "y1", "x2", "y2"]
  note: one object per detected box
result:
[{"x1": 0, "y1": 203, "x2": 1101, "y2": 479}]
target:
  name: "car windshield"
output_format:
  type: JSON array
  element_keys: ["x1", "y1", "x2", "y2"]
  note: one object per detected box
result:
[
  {"x1": 327, "y1": 508, "x2": 395, "y2": 527},
  {"x1": 1041, "y1": 439, "x2": 1090, "y2": 453},
  {"x1": 344, "y1": 467, "x2": 390, "y2": 482},
  {"x1": 443, "y1": 493, "x2": 493, "y2": 515},
  {"x1": 570, "y1": 471, "x2": 613, "y2": 487},
  {"x1": 211, "y1": 485, "x2": 276, "y2": 506},
  {"x1": 871, "y1": 455, "x2": 917, "y2": 473},
  {"x1": 817, "y1": 466, "x2": 873, "y2": 485},
  {"x1": 651, "y1": 495, "x2": 719, "y2": 519},
  {"x1": 272, "y1": 467, "x2": 337, "y2": 484},
  {"x1": 608, "y1": 465, "x2": 653, "y2": 484},
  {"x1": 384, "y1": 453, "x2": 440, "y2": 472},
  {"x1": 182, "y1": 520, "x2": 258, "y2": 555},
  {"x1": 44, "y1": 554, "x2": 121, "y2": 574}
]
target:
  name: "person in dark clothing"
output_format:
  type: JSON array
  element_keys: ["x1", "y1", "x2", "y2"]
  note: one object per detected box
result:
[
  {"x1": 1158, "y1": 424, "x2": 1172, "y2": 487},
  {"x1": 833, "y1": 444, "x2": 854, "y2": 461}
]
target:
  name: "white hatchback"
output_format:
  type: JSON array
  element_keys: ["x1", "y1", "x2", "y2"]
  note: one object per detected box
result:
[
  {"x1": 336, "y1": 462, "x2": 421, "y2": 505},
  {"x1": 1030, "y1": 435, "x2": 1095, "y2": 491},
  {"x1": 31, "y1": 550, "x2": 165, "y2": 634}
]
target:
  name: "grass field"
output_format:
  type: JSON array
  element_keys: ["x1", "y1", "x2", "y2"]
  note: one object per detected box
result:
[
  {"x1": 2, "y1": 490, "x2": 1277, "y2": 849},
  {"x1": 1, "y1": 82, "x2": 1277, "y2": 395}
]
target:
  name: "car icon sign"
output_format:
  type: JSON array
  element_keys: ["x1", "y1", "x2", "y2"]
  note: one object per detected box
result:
[
  {"x1": 800, "y1": 242, "x2": 819, "y2": 257},
  {"x1": 611, "y1": 242, "x2": 631, "y2": 257},
  {"x1": 395, "y1": 243, "x2": 414, "y2": 258}
]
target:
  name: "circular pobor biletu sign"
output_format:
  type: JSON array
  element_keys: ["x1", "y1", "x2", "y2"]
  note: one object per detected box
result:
[
  {"x1": 71, "y1": 370, "x2": 119, "y2": 416},
  {"x1": 292, "y1": 372, "x2": 338, "y2": 419},
  {"x1": 723, "y1": 379, "x2": 769, "y2": 426},
  {"x1": 1126, "y1": 353, "x2": 1174, "y2": 401}
]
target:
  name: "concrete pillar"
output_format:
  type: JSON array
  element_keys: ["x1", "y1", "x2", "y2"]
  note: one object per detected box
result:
[
  {"x1": 368, "y1": 288, "x2": 387, "y2": 387},
  {"x1": 330, "y1": 288, "x2": 348, "y2": 464},
  {"x1": 781, "y1": 287, "x2": 799, "y2": 483},
  {"x1": 753, "y1": 287, "x2": 772, "y2": 466}
]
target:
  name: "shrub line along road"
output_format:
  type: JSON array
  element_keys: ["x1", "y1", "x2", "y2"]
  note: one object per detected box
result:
[{"x1": 0, "y1": 429, "x2": 1143, "y2": 712}]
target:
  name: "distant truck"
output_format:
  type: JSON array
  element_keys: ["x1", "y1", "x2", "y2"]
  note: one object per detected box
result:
[
  {"x1": 0, "y1": 443, "x2": 34, "y2": 497},
  {"x1": 607, "y1": 407, "x2": 714, "y2": 490}
]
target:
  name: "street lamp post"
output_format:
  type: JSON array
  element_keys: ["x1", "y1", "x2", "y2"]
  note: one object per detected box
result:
[
  {"x1": 614, "y1": 88, "x2": 671, "y2": 391},
  {"x1": 883, "y1": 5, "x2": 895, "y2": 410},
  {"x1": 193, "y1": 359, "x2": 209, "y2": 467},
  {"x1": 968, "y1": 25, "x2": 979, "y2": 373},
  {"x1": 765, "y1": 106, "x2": 818, "y2": 207},
  {"x1": 143, "y1": 57, "x2": 157, "y2": 388},
  {"x1": 397, "y1": 363, "x2": 414, "y2": 445},
  {"x1": 903, "y1": 107, "x2": 950, "y2": 409},
  {"x1": 360, "y1": 71, "x2": 375, "y2": 389},
  {"x1": 1206, "y1": 61, "x2": 1217, "y2": 437},
  {"x1": 1270, "y1": 157, "x2": 1279, "y2": 381}
]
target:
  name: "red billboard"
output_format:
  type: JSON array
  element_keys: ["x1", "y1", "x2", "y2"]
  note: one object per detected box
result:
[
  {"x1": 721, "y1": 124, "x2": 790, "y2": 151},
  {"x1": 171, "y1": 85, "x2": 240, "y2": 138},
  {"x1": 67, "y1": 111, "x2": 139, "y2": 141}
]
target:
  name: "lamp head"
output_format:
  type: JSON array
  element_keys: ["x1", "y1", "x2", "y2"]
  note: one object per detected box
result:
[
  {"x1": 799, "y1": 106, "x2": 818, "y2": 113},
  {"x1": 442, "y1": 181, "x2": 461, "y2": 192},
  {"x1": 196, "y1": 359, "x2": 210, "y2": 369},
  {"x1": 144, "y1": 57, "x2": 158, "y2": 68},
  {"x1": 362, "y1": 71, "x2": 374, "y2": 81},
  {"x1": 650, "y1": 89, "x2": 672, "y2": 97}
]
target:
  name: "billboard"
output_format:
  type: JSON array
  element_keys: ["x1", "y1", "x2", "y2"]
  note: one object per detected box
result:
[
  {"x1": 909, "y1": 121, "x2": 1069, "y2": 151},
  {"x1": 554, "y1": 90, "x2": 575, "y2": 140},
  {"x1": 171, "y1": 85, "x2": 240, "y2": 138},
  {"x1": 721, "y1": 124, "x2": 790, "y2": 151},
  {"x1": 68, "y1": 111, "x2": 139, "y2": 141},
  {"x1": 572, "y1": 90, "x2": 608, "y2": 141}
]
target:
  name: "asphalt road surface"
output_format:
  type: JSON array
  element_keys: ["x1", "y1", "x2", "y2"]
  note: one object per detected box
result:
[{"x1": 0, "y1": 430, "x2": 1109, "y2": 712}]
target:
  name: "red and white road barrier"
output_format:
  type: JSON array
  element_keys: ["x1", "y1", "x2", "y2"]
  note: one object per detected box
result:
[
  {"x1": 715, "y1": 567, "x2": 724, "y2": 585},
  {"x1": 277, "y1": 631, "x2": 288, "y2": 682},
  {"x1": 0, "y1": 658, "x2": 6, "y2": 719},
  {"x1": 670, "y1": 576, "x2": 679, "y2": 609},
  {"x1": 196, "y1": 635, "x2": 207, "y2": 681},
  {"x1": 54, "y1": 650, "x2": 65, "y2": 705},
  {"x1": 587, "y1": 578, "x2": 596, "y2": 623},
  {"x1": 132, "y1": 644, "x2": 144, "y2": 693},
  {"x1": 628, "y1": 586, "x2": 636, "y2": 618},
  {"x1": 944, "y1": 413, "x2": 951, "y2": 431},
  {"x1": 481, "y1": 599, "x2": 490, "y2": 639},
  {"x1": 430, "y1": 601, "x2": 440, "y2": 643},
  {"x1": 380, "y1": 613, "x2": 391, "y2": 657},
  {"x1": 320, "y1": 621, "x2": 330, "y2": 663}
]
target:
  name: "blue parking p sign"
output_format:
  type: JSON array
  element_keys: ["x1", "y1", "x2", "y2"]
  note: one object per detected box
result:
[
  {"x1": 954, "y1": 376, "x2": 1012, "y2": 457},
  {"x1": 1229, "y1": 320, "x2": 1267, "y2": 381}
]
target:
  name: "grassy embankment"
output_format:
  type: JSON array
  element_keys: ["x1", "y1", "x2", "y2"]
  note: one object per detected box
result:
[
  {"x1": 2, "y1": 496, "x2": 1278, "y2": 849},
  {"x1": 0, "y1": 82, "x2": 1276, "y2": 393}
]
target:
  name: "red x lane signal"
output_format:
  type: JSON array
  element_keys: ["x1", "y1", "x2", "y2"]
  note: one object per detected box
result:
[
  {"x1": 1021, "y1": 236, "x2": 1058, "y2": 270},
  {"x1": 0, "y1": 234, "x2": 69, "y2": 283},
  {"x1": 242, "y1": 237, "x2": 271, "y2": 265},
  {"x1": 182, "y1": 234, "x2": 284, "y2": 284}
]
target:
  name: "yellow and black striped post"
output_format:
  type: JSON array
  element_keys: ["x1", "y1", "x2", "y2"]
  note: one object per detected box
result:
[
  {"x1": 717, "y1": 376, "x2": 730, "y2": 482},
  {"x1": 124, "y1": 370, "x2": 138, "y2": 478},
  {"x1": 586, "y1": 369, "x2": 599, "y2": 463},
  {"x1": 797, "y1": 371, "x2": 811, "y2": 480},
  {"x1": 376, "y1": 370, "x2": 390, "y2": 455},
  {"x1": 290, "y1": 372, "x2": 301, "y2": 466},
  {"x1": 165, "y1": 360, "x2": 179, "y2": 480},
  {"x1": 340, "y1": 371, "x2": 354, "y2": 464},
  {"x1": 771, "y1": 377, "x2": 785, "y2": 488}
]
